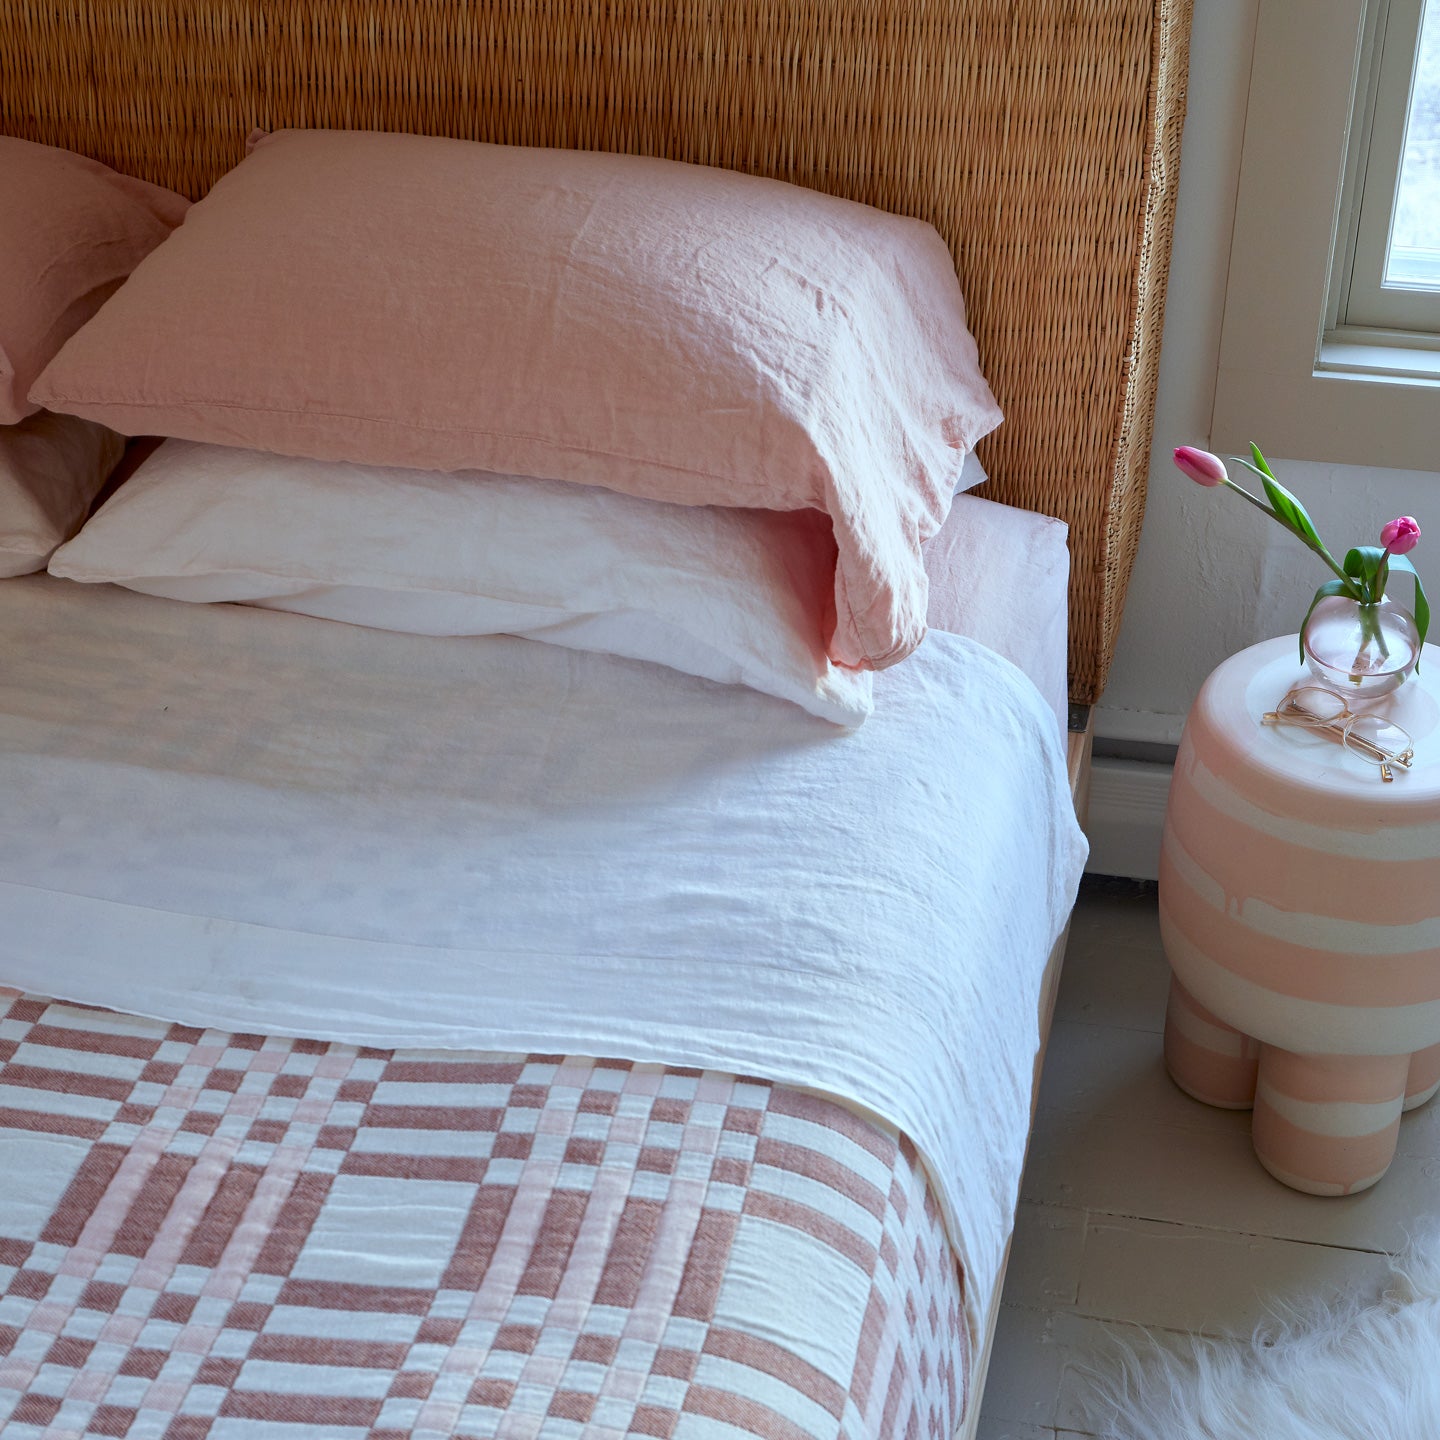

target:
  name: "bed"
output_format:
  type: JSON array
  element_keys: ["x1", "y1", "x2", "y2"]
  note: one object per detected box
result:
[{"x1": 0, "y1": 4, "x2": 1190, "y2": 1437}]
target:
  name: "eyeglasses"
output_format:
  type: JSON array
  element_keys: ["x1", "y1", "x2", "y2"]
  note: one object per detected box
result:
[{"x1": 1262, "y1": 686, "x2": 1415, "y2": 782}]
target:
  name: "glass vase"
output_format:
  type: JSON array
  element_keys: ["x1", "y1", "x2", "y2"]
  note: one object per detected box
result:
[{"x1": 1301, "y1": 594, "x2": 1420, "y2": 699}]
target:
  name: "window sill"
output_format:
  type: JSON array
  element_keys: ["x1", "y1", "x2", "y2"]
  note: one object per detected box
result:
[{"x1": 1318, "y1": 328, "x2": 1440, "y2": 385}]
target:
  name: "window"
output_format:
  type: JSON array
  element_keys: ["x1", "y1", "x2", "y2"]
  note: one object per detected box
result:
[
  {"x1": 1328, "y1": 0, "x2": 1440, "y2": 358},
  {"x1": 1211, "y1": 0, "x2": 1438, "y2": 471}
]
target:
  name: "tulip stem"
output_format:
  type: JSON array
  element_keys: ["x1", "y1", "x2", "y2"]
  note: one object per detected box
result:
[
  {"x1": 1220, "y1": 477, "x2": 1356, "y2": 591},
  {"x1": 1355, "y1": 598, "x2": 1391, "y2": 674}
]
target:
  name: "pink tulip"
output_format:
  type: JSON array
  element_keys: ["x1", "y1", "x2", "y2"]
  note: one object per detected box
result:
[
  {"x1": 1380, "y1": 515, "x2": 1421, "y2": 555},
  {"x1": 1173, "y1": 445, "x2": 1228, "y2": 487}
]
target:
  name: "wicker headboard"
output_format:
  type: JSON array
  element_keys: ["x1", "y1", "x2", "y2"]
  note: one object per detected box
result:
[{"x1": 0, "y1": 0, "x2": 1191, "y2": 704}]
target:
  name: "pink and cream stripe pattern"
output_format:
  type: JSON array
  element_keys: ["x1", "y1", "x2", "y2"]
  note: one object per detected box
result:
[
  {"x1": 1160, "y1": 636, "x2": 1440, "y2": 1195},
  {"x1": 0, "y1": 987, "x2": 966, "y2": 1438}
]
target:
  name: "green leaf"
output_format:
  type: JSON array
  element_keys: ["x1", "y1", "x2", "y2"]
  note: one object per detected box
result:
[
  {"x1": 1235, "y1": 457, "x2": 1327, "y2": 552},
  {"x1": 1342, "y1": 545, "x2": 1388, "y2": 603},
  {"x1": 1387, "y1": 554, "x2": 1430, "y2": 670},
  {"x1": 1249, "y1": 443, "x2": 1278, "y2": 481},
  {"x1": 1298, "y1": 580, "x2": 1351, "y2": 664}
]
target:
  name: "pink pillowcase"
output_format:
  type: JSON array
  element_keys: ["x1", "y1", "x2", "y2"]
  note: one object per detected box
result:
[
  {"x1": 32, "y1": 128, "x2": 1001, "y2": 670},
  {"x1": 0, "y1": 137, "x2": 188, "y2": 425}
]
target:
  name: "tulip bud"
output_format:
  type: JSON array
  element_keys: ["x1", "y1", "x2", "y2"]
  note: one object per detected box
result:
[
  {"x1": 1173, "y1": 445, "x2": 1228, "y2": 487},
  {"x1": 1380, "y1": 515, "x2": 1421, "y2": 555}
]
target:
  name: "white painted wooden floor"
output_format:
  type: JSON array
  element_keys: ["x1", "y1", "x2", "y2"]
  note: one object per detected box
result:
[{"x1": 976, "y1": 879, "x2": 1440, "y2": 1440}]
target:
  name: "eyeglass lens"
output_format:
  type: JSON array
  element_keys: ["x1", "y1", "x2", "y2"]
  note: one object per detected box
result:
[{"x1": 1343, "y1": 714, "x2": 1413, "y2": 765}]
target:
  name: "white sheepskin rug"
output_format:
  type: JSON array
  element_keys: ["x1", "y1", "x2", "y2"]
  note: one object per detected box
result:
[{"x1": 1086, "y1": 1232, "x2": 1440, "y2": 1440}]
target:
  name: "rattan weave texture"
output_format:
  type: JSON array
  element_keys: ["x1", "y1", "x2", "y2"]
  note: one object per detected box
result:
[{"x1": 0, "y1": 0, "x2": 1191, "y2": 702}]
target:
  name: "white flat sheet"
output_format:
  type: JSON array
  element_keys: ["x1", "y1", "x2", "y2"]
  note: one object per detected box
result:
[{"x1": 0, "y1": 575, "x2": 1087, "y2": 1351}]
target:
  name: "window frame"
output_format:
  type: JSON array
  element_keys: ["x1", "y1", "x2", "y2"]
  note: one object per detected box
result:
[
  {"x1": 1210, "y1": 0, "x2": 1440, "y2": 471},
  {"x1": 1335, "y1": 0, "x2": 1440, "y2": 338}
]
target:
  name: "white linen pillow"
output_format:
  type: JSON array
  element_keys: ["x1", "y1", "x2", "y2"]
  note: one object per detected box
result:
[
  {"x1": 0, "y1": 411, "x2": 125, "y2": 577},
  {"x1": 955, "y1": 449, "x2": 988, "y2": 493},
  {"x1": 49, "y1": 439, "x2": 874, "y2": 725}
]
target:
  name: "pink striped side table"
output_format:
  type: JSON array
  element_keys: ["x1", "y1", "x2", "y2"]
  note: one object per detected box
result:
[{"x1": 1160, "y1": 636, "x2": 1440, "y2": 1195}]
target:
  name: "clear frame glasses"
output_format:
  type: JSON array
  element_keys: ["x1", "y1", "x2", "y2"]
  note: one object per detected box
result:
[{"x1": 1262, "y1": 686, "x2": 1416, "y2": 782}]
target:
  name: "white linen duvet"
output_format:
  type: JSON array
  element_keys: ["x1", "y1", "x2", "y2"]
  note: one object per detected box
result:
[{"x1": 0, "y1": 575, "x2": 1086, "y2": 1350}]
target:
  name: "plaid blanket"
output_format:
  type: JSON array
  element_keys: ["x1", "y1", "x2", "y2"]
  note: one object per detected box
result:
[{"x1": 0, "y1": 990, "x2": 966, "y2": 1438}]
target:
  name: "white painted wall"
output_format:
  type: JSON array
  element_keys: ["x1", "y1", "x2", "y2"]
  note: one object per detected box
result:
[{"x1": 1098, "y1": 0, "x2": 1440, "y2": 746}]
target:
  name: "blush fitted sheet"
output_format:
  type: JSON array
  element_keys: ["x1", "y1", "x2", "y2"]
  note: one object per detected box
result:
[{"x1": 925, "y1": 491, "x2": 1070, "y2": 736}]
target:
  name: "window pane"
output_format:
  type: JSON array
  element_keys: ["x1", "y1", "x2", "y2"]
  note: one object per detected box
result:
[{"x1": 1388, "y1": 0, "x2": 1440, "y2": 288}]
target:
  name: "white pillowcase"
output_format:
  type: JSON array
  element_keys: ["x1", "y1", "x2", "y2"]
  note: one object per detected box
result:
[
  {"x1": 1, "y1": 411, "x2": 124, "y2": 577},
  {"x1": 955, "y1": 449, "x2": 988, "y2": 493},
  {"x1": 50, "y1": 439, "x2": 874, "y2": 725}
]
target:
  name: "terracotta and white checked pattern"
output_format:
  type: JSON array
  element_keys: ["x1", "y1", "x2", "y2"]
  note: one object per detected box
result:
[
  {"x1": 0, "y1": 988, "x2": 966, "y2": 1439},
  {"x1": 1160, "y1": 637, "x2": 1440, "y2": 1196}
]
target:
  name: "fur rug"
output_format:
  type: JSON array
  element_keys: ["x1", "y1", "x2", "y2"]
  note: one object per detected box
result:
[{"x1": 1086, "y1": 1232, "x2": 1440, "y2": 1440}]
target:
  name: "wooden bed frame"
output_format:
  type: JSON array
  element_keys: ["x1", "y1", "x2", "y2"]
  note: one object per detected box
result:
[
  {"x1": 1, "y1": 4, "x2": 1178, "y2": 1431},
  {"x1": 961, "y1": 716, "x2": 1093, "y2": 1438}
]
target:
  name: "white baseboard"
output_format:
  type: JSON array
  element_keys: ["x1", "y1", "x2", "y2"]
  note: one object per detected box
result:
[
  {"x1": 1083, "y1": 756, "x2": 1173, "y2": 881},
  {"x1": 1093, "y1": 703, "x2": 1186, "y2": 748}
]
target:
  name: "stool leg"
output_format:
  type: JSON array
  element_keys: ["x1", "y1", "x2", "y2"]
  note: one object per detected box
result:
[
  {"x1": 1405, "y1": 1043, "x2": 1440, "y2": 1112},
  {"x1": 1163, "y1": 977, "x2": 1259, "y2": 1109},
  {"x1": 1252, "y1": 1048, "x2": 1409, "y2": 1195}
]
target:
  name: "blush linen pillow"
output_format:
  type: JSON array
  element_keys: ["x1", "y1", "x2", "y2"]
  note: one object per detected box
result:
[
  {"x1": 0, "y1": 412, "x2": 126, "y2": 577},
  {"x1": 0, "y1": 137, "x2": 188, "y2": 424},
  {"x1": 32, "y1": 128, "x2": 1002, "y2": 672},
  {"x1": 48, "y1": 439, "x2": 874, "y2": 725}
]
